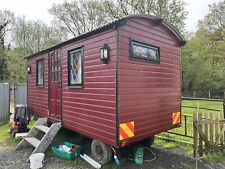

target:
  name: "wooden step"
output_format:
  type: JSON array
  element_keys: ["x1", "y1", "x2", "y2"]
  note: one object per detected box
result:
[
  {"x1": 35, "y1": 125, "x2": 50, "y2": 133},
  {"x1": 25, "y1": 137, "x2": 40, "y2": 148}
]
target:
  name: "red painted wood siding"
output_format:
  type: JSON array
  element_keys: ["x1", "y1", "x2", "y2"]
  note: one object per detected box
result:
[
  {"x1": 61, "y1": 29, "x2": 117, "y2": 146},
  {"x1": 27, "y1": 53, "x2": 49, "y2": 118},
  {"x1": 118, "y1": 18, "x2": 181, "y2": 143}
]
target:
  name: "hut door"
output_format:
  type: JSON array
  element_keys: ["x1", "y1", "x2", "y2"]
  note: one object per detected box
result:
[{"x1": 49, "y1": 51, "x2": 62, "y2": 119}]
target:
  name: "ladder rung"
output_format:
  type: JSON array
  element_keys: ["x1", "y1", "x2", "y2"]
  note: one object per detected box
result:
[
  {"x1": 25, "y1": 137, "x2": 40, "y2": 148},
  {"x1": 35, "y1": 125, "x2": 50, "y2": 133}
]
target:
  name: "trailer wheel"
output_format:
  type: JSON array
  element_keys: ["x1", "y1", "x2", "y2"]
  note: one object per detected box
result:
[
  {"x1": 91, "y1": 139, "x2": 112, "y2": 164},
  {"x1": 143, "y1": 136, "x2": 155, "y2": 147}
]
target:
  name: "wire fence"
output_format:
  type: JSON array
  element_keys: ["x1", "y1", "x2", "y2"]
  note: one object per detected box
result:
[
  {"x1": 182, "y1": 90, "x2": 224, "y2": 100},
  {"x1": 167, "y1": 114, "x2": 193, "y2": 138},
  {"x1": 162, "y1": 97, "x2": 225, "y2": 144}
]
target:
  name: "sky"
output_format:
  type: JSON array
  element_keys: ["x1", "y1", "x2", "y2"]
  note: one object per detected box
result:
[{"x1": 0, "y1": 0, "x2": 222, "y2": 32}]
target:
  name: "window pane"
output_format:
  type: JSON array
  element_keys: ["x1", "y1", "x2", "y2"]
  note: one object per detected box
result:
[
  {"x1": 132, "y1": 41, "x2": 160, "y2": 62},
  {"x1": 36, "y1": 60, "x2": 44, "y2": 86},
  {"x1": 69, "y1": 49, "x2": 82, "y2": 86}
]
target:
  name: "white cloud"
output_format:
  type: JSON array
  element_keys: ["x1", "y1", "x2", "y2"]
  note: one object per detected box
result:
[{"x1": 183, "y1": 0, "x2": 221, "y2": 32}]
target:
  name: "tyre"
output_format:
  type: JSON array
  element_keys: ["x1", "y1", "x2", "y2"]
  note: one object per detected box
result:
[
  {"x1": 91, "y1": 139, "x2": 112, "y2": 165},
  {"x1": 142, "y1": 136, "x2": 155, "y2": 147}
]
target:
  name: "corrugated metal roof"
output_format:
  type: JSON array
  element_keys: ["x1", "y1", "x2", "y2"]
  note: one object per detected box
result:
[{"x1": 27, "y1": 14, "x2": 186, "y2": 59}]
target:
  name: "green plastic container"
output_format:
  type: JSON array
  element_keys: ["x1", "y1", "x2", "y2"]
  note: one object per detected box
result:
[
  {"x1": 52, "y1": 142, "x2": 81, "y2": 159},
  {"x1": 134, "y1": 147, "x2": 144, "y2": 165}
]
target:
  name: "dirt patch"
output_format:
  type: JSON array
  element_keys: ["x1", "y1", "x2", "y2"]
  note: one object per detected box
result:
[{"x1": 0, "y1": 145, "x2": 216, "y2": 169}]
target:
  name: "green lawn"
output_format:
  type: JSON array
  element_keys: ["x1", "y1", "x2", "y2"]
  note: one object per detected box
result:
[
  {"x1": 0, "y1": 118, "x2": 37, "y2": 146},
  {"x1": 1, "y1": 100, "x2": 224, "y2": 164},
  {"x1": 156, "y1": 99, "x2": 225, "y2": 162},
  {"x1": 182, "y1": 99, "x2": 223, "y2": 115}
]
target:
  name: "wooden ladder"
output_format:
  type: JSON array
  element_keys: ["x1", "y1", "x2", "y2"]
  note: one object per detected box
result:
[{"x1": 15, "y1": 118, "x2": 61, "y2": 155}]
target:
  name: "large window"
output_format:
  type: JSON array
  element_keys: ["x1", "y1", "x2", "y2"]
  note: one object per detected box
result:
[
  {"x1": 68, "y1": 48, "x2": 83, "y2": 86},
  {"x1": 131, "y1": 40, "x2": 160, "y2": 62},
  {"x1": 36, "y1": 59, "x2": 44, "y2": 87}
]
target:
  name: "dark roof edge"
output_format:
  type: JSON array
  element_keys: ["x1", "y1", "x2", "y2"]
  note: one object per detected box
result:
[{"x1": 27, "y1": 14, "x2": 186, "y2": 59}]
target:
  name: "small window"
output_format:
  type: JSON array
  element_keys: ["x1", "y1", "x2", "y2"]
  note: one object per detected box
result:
[
  {"x1": 131, "y1": 40, "x2": 160, "y2": 62},
  {"x1": 36, "y1": 59, "x2": 44, "y2": 87},
  {"x1": 68, "y1": 48, "x2": 83, "y2": 86}
]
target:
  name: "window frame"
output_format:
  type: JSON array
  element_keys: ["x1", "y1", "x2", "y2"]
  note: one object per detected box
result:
[
  {"x1": 130, "y1": 40, "x2": 160, "y2": 63},
  {"x1": 36, "y1": 59, "x2": 44, "y2": 87},
  {"x1": 68, "y1": 47, "x2": 84, "y2": 87}
]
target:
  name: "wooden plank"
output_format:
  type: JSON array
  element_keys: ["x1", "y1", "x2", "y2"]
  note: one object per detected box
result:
[
  {"x1": 210, "y1": 112, "x2": 214, "y2": 145},
  {"x1": 15, "y1": 133, "x2": 28, "y2": 139},
  {"x1": 193, "y1": 112, "x2": 198, "y2": 157},
  {"x1": 198, "y1": 113, "x2": 203, "y2": 156},
  {"x1": 215, "y1": 112, "x2": 219, "y2": 146},
  {"x1": 204, "y1": 112, "x2": 208, "y2": 153},
  {"x1": 35, "y1": 125, "x2": 50, "y2": 133},
  {"x1": 193, "y1": 120, "x2": 210, "y2": 146},
  {"x1": 215, "y1": 125, "x2": 225, "y2": 145},
  {"x1": 220, "y1": 112, "x2": 224, "y2": 146},
  {"x1": 25, "y1": 137, "x2": 41, "y2": 148},
  {"x1": 33, "y1": 122, "x2": 61, "y2": 154},
  {"x1": 15, "y1": 118, "x2": 48, "y2": 150}
]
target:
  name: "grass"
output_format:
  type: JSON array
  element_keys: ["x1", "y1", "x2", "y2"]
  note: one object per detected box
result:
[
  {"x1": 0, "y1": 118, "x2": 37, "y2": 146},
  {"x1": 156, "y1": 99, "x2": 225, "y2": 163},
  {"x1": 182, "y1": 100, "x2": 223, "y2": 115},
  {"x1": 0, "y1": 99, "x2": 224, "y2": 165}
]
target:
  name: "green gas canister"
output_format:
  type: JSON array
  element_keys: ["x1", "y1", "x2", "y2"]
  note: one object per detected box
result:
[{"x1": 134, "y1": 147, "x2": 144, "y2": 165}]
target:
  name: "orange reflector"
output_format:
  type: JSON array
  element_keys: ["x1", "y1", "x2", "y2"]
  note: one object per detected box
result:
[
  {"x1": 172, "y1": 112, "x2": 181, "y2": 125},
  {"x1": 119, "y1": 121, "x2": 134, "y2": 141},
  {"x1": 120, "y1": 141, "x2": 128, "y2": 147}
]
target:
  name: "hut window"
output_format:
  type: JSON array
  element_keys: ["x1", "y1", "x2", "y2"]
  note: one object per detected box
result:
[
  {"x1": 131, "y1": 40, "x2": 160, "y2": 62},
  {"x1": 68, "y1": 48, "x2": 83, "y2": 86},
  {"x1": 36, "y1": 59, "x2": 44, "y2": 87}
]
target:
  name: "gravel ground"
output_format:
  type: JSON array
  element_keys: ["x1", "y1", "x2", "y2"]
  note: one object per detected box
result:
[
  {"x1": 1, "y1": 144, "x2": 224, "y2": 169},
  {"x1": 0, "y1": 129, "x2": 225, "y2": 169}
]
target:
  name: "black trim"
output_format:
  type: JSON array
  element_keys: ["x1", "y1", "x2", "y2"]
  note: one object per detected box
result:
[
  {"x1": 36, "y1": 59, "x2": 44, "y2": 87},
  {"x1": 67, "y1": 47, "x2": 84, "y2": 87},
  {"x1": 115, "y1": 27, "x2": 120, "y2": 148},
  {"x1": 130, "y1": 39, "x2": 160, "y2": 64}
]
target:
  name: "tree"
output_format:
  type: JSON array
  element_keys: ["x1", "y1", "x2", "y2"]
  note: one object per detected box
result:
[
  {"x1": 0, "y1": 10, "x2": 15, "y2": 81},
  {"x1": 49, "y1": 0, "x2": 109, "y2": 37},
  {"x1": 4, "y1": 16, "x2": 66, "y2": 84},
  {"x1": 181, "y1": 1, "x2": 225, "y2": 98},
  {"x1": 12, "y1": 16, "x2": 66, "y2": 56},
  {"x1": 49, "y1": 0, "x2": 188, "y2": 37},
  {"x1": 103, "y1": 0, "x2": 188, "y2": 32}
]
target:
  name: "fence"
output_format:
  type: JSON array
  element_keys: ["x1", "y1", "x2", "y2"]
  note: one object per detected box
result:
[
  {"x1": 0, "y1": 83, "x2": 10, "y2": 123},
  {"x1": 193, "y1": 111, "x2": 225, "y2": 156},
  {"x1": 182, "y1": 90, "x2": 224, "y2": 99},
  {"x1": 167, "y1": 114, "x2": 193, "y2": 139},
  {"x1": 15, "y1": 84, "x2": 27, "y2": 105},
  {"x1": 163, "y1": 97, "x2": 224, "y2": 144}
]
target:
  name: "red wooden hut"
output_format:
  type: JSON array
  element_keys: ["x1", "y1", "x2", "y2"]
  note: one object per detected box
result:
[{"x1": 27, "y1": 14, "x2": 185, "y2": 164}]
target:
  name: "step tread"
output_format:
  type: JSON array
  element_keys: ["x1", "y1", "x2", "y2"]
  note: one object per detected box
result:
[
  {"x1": 35, "y1": 125, "x2": 50, "y2": 133},
  {"x1": 24, "y1": 137, "x2": 40, "y2": 148}
]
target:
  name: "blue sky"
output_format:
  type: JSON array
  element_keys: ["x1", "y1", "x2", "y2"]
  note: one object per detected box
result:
[{"x1": 0, "y1": 0, "x2": 222, "y2": 32}]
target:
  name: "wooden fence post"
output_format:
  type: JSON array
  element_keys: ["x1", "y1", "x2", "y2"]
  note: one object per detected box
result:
[
  {"x1": 193, "y1": 112, "x2": 198, "y2": 157},
  {"x1": 204, "y1": 112, "x2": 208, "y2": 153},
  {"x1": 223, "y1": 91, "x2": 225, "y2": 119},
  {"x1": 198, "y1": 113, "x2": 203, "y2": 156},
  {"x1": 220, "y1": 112, "x2": 224, "y2": 146}
]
